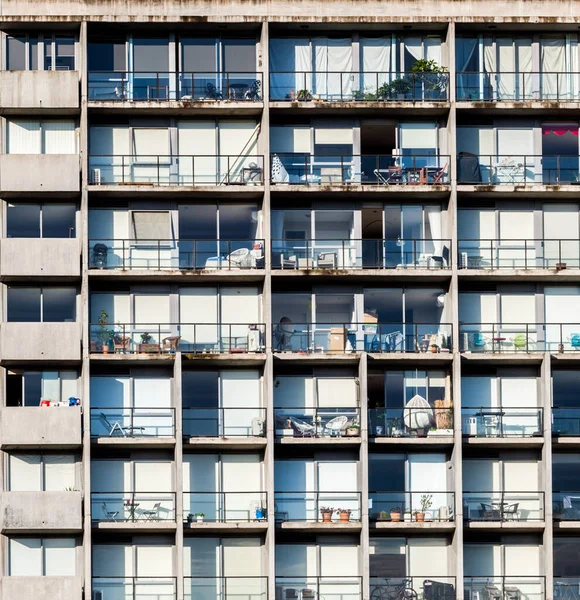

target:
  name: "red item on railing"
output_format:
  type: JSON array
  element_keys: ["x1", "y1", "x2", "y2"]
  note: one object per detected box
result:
[{"x1": 543, "y1": 126, "x2": 578, "y2": 136}]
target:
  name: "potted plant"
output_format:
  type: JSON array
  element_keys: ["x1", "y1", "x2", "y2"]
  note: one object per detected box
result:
[
  {"x1": 390, "y1": 507, "x2": 402, "y2": 522},
  {"x1": 353, "y1": 89, "x2": 365, "y2": 101},
  {"x1": 138, "y1": 332, "x2": 160, "y2": 354},
  {"x1": 387, "y1": 78, "x2": 412, "y2": 100},
  {"x1": 410, "y1": 59, "x2": 448, "y2": 96},
  {"x1": 96, "y1": 309, "x2": 114, "y2": 354},
  {"x1": 296, "y1": 89, "x2": 313, "y2": 102},
  {"x1": 440, "y1": 334, "x2": 451, "y2": 353},
  {"x1": 195, "y1": 512, "x2": 205, "y2": 523},
  {"x1": 404, "y1": 509, "x2": 412, "y2": 522},
  {"x1": 415, "y1": 494, "x2": 433, "y2": 522},
  {"x1": 346, "y1": 423, "x2": 360, "y2": 437},
  {"x1": 391, "y1": 418, "x2": 403, "y2": 438},
  {"x1": 378, "y1": 510, "x2": 389, "y2": 521},
  {"x1": 337, "y1": 508, "x2": 351, "y2": 523},
  {"x1": 430, "y1": 343, "x2": 439, "y2": 354},
  {"x1": 320, "y1": 506, "x2": 333, "y2": 522},
  {"x1": 255, "y1": 504, "x2": 267, "y2": 520}
]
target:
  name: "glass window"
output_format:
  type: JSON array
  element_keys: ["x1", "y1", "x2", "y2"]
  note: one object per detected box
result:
[
  {"x1": 7, "y1": 204, "x2": 75, "y2": 238},
  {"x1": 88, "y1": 39, "x2": 126, "y2": 71},
  {"x1": 179, "y1": 204, "x2": 217, "y2": 240},
  {"x1": 133, "y1": 37, "x2": 169, "y2": 72},
  {"x1": 131, "y1": 211, "x2": 171, "y2": 242},
  {"x1": 54, "y1": 37, "x2": 75, "y2": 70},
  {"x1": 7, "y1": 287, "x2": 76, "y2": 322},
  {"x1": 222, "y1": 39, "x2": 256, "y2": 72},
  {"x1": 29, "y1": 37, "x2": 38, "y2": 70},
  {"x1": 7, "y1": 287, "x2": 41, "y2": 322},
  {"x1": 43, "y1": 205, "x2": 76, "y2": 238},
  {"x1": 182, "y1": 371, "x2": 219, "y2": 408},
  {"x1": 219, "y1": 204, "x2": 257, "y2": 240},
  {"x1": 24, "y1": 372, "x2": 42, "y2": 406},
  {"x1": 7, "y1": 36, "x2": 26, "y2": 70},
  {"x1": 7, "y1": 204, "x2": 41, "y2": 238},
  {"x1": 43, "y1": 288, "x2": 76, "y2": 322},
  {"x1": 9, "y1": 537, "x2": 75, "y2": 576},
  {"x1": 553, "y1": 371, "x2": 580, "y2": 407}
]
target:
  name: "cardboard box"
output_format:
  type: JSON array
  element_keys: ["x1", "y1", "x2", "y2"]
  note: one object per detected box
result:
[{"x1": 329, "y1": 327, "x2": 345, "y2": 353}]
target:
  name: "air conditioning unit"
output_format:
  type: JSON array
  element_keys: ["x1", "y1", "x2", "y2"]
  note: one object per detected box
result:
[
  {"x1": 91, "y1": 168, "x2": 102, "y2": 185},
  {"x1": 93, "y1": 591, "x2": 104, "y2": 600},
  {"x1": 247, "y1": 328, "x2": 261, "y2": 352}
]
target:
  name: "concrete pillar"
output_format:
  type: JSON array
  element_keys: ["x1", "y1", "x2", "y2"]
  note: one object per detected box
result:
[
  {"x1": 265, "y1": 352, "x2": 275, "y2": 600},
  {"x1": 174, "y1": 353, "x2": 184, "y2": 600},
  {"x1": 359, "y1": 353, "x2": 370, "y2": 600},
  {"x1": 452, "y1": 353, "x2": 464, "y2": 600},
  {"x1": 542, "y1": 354, "x2": 553, "y2": 600}
]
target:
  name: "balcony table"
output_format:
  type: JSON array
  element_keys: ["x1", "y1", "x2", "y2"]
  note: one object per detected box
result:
[{"x1": 124, "y1": 500, "x2": 140, "y2": 521}]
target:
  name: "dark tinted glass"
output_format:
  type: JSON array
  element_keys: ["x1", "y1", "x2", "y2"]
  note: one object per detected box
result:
[
  {"x1": 7, "y1": 204, "x2": 40, "y2": 238},
  {"x1": 7, "y1": 287, "x2": 41, "y2": 322}
]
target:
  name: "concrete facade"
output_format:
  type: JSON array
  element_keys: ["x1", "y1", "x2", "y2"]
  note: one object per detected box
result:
[
  {"x1": 0, "y1": 576, "x2": 83, "y2": 600},
  {"x1": 0, "y1": 155, "x2": 80, "y2": 193},
  {"x1": 0, "y1": 71, "x2": 79, "y2": 111},
  {"x1": 0, "y1": 323, "x2": 81, "y2": 361},
  {"x1": 0, "y1": 239, "x2": 81, "y2": 278}
]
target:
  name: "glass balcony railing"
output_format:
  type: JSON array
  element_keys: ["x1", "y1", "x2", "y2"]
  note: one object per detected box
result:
[
  {"x1": 460, "y1": 323, "x2": 580, "y2": 353},
  {"x1": 276, "y1": 577, "x2": 362, "y2": 600},
  {"x1": 274, "y1": 407, "x2": 360, "y2": 438},
  {"x1": 88, "y1": 71, "x2": 262, "y2": 101},
  {"x1": 91, "y1": 492, "x2": 176, "y2": 522},
  {"x1": 89, "y1": 323, "x2": 265, "y2": 354},
  {"x1": 458, "y1": 239, "x2": 580, "y2": 270},
  {"x1": 89, "y1": 239, "x2": 265, "y2": 270},
  {"x1": 463, "y1": 492, "x2": 545, "y2": 521},
  {"x1": 273, "y1": 491, "x2": 362, "y2": 522},
  {"x1": 272, "y1": 322, "x2": 452, "y2": 354},
  {"x1": 457, "y1": 71, "x2": 580, "y2": 101},
  {"x1": 271, "y1": 154, "x2": 450, "y2": 185},
  {"x1": 269, "y1": 71, "x2": 449, "y2": 102},
  {"x1": 369, "y1": 491, "x2": 455, "y2": 522},
  {"x1": 370, "y1": 577, "x2": 456, "y2": 600},
  {"x1": 183, "y1": 407, "x2": 266, "y2": 438},
  {"x1": 90, "y1": 407, "x2": 175, "y2": 438},
  {"x1": 464, "y1": 577, "x2": 545, "y2": 600},
  {"x1": 369, "y1": 406, "x2": 454, "y2": 438},
  {"x1": 552, "y1": 408, "x2": 580, "y2": 436},
  {"x1": 182, "y1": 491, "x2": 268, "y2": 522},
  {"x1": 555, "y1": 577, "x2": 580, "y2": 600},
  {"x1": 457, "y1": 154, "x2": 580, "y2": 185},
  {"x1": 272, "y1": 239, "x2": 451, "y2": 270},
  {"x1": 461, "y1": 407, "x2": 542, "y2": 437},
  {"x1": 88, "y1": 155, "x2": 264, "y2": 186},
  {"x1": 184, "y1": 577, "x2": 268, "y2": 600},
  {"x1": 553, "y1": 492, "x2": 580, "y2": 520},
  {"x1": 92, "y1": 577, "x2": 176, "y2": 599}
]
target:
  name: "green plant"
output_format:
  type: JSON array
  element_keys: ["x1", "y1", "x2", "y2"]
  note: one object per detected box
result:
[
  {"x1": 379, "y1": 510, "x2": 389, "y2": 520},
  {"x1": 296, "y1": 89, "x2": 313, "y2": 101},
  {"x1": 140, "y1": 332, "x2": 153, "y2": 344},
  {"x1": 195, "y1": 512, "x2": 205, "y2": 518},
  {"x1": 410, "y1": 59, "x2": 447, "y2": 74},
  {"x1": 390, "y1": 507, "x2": 402, "y2": 513},
  {"x1": 97, "y1": 309, "x2": 114, "y2": 350},
  {"x1": 353, "y1": 89, "x2": 365, "y2": 100},
  {"x1": 320, "y1": 506, "x2": 334, "y2": 513},
  {"x1": 420, "y1": 494, "x2": 433, "y2": 513},
  {"x1": 64, "y1": 487, "x2": 78, "y2": 491}
]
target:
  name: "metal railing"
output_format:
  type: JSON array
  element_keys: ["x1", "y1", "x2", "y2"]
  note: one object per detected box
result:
[
  {"x1": 89, "y1": 239, "x2": 265, "y2": 270},
  {"x1": 463, "y1": 492, "x2": 545, "y2": 521},
  {"x1": 183, "y1": 407, "x2": 266, "y2": 438},
  {"x1": 457, "y1": 154, "x2": 580, "y2": 185},
  {"x1": 554, "y1": 577, "x2": 580, "y2": 600},
  {"x1": 370, "y1": 577, "x2": 456, "y2": 600},
  {"x1": 464, "y1": 577, "x2": 545, "y2": 600},
  {"x1": 458, "y1": 239, "x2": 580, "y2": 270},
  {"x1": 461, "y1": 407, "x2": 542, "y2": 437},
  {"x1": 274, "y1": 407, "x2": 360, "y2": 438},
  {"x1": 369, "y1": 491, "x2": 455, "y2": 522},
  {"x1": 183, "y1": 491, "x2": 267, "y2": 522},
  {"x1": 269, "y1": 71, "x2": 449, "y2": 102},
  {"x1": 459, "y1": 323, "x2": 580, "y2": 353},
  {"x1": 88, "y1": 323, "x2": 265, "y2": 354},
  {"x1": 271, "y1": 154, "x2": 450, "y2": 185},
  {"x1": 457, "y1": 71, "x2": 580, "y2": 102},
  {"x1": 369, "y1": 406, "x2": 454, "y2": 438},
  {"x1": 92, "y1": 577, "x2": 177, "y2": 600},
  {"x1": 276, "y1": 577, "x2": 362, "y2": 600},
  {"x1": 272, "y1": 322, "x2": 452, "y2": 354},
  {"x1": 90, "y1": 407, "x2": 175, "y2": 437},
  {"x1": 273, "y1": 491, "x2": 362, "y2": 522},
  {"x1": 184, "y1": 577, "x2": 268, "y2": 600},
  {"x1": 553, "y1": 492, "x2": 580, "y2": 520},
  {"x1": 91, "y1": 492, "x2": 176, "y2": 522},
  {"x1": 552, "y1": 408, "x2": 580, "y2": 436},
  {"x1": 88, "y1": 154, "x2": 264, "y2": 186},
  {"x1": 88, "y1": 71, "x2": 262, "y2": 101},
  {"x1": 272, "y1": 239, "x2": 451, "y2": 270}
]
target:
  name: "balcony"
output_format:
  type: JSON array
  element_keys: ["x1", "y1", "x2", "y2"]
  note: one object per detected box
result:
[
  {"x1": 269, "y1": 71, "x2": 449, "y2": 102},
  {"x1": 185, "y1": 577, "x2": 268, "y2": 600},
  {"x1": 1, "y1": 576, "x2": 82, "y2": 600},
  {"x1": 183, "y1": 407, "x2": 266, "y2": 438},
  {"x1": 461, "y1": 407, "x2": 542, "y2": 437},
  {"x1": 0, "y1": 238, "x2": 80, "y2": 278},
  {"x1": 272, "y1": 239, "x2": 451, "y2": 270},
  {"x1": 0, "y1": 406, "x2": 81, "y2": 448},
  {"x1": 183, "y1": 491, "x2": 267, "y2": 523},
  {"x1": 0, "y1": 70, "x2": 79, "y2": 109},
  {"x1": 369, "y1": 406, "x2": 453, "y2": 439},
  {"x1": 552, "y1": 492, "x2": 580, "y2": 520},
  {"x1": 1, "y1": 491, "x2": 82, "y2": 532},
  {"x1": 274, "y1": 407, "x2": 360, "y2": 439},
  {"x1": 90, "y1": 407, "x2": 175, "y2": 438},
  {"x1": 553, "y1": 408, "x2": 580, "y2": 436},
  {"x1": 369, "y1": 491, "x2": 455, "y2": 523},
  {"x1": 463, "y1": 492, "x2": 545, "y2": 521},
  {"x1": 88, "y1": 155, "x2": 264, "y2": 187},
  {"x1": 459, "y1": 324, "x2": 580, "y2": 353},
  {"x1": 271, "y1": 154, "x2": 450, "y2": 186},
  {"x1": 276, "y1": 576, "x2": 362, "y2": 600},
  {"x1": 456, "y1": 71, "x2": 580, "y2": 102},
  {"x1": 91, "y1": 492, "x2": 176, "y2": 524},
  {"x1": 89, "y1": 239, "x2": 265, "y2": 271},
  {"x1": 272, "y1": 322, "x2": 452, "y2": 354},
  {"x1": 457, "y1": 155, "x2": 579, "y2": 186},
  {"x1": 458, "y1": 239, "x2": 580, "y2": 270},
  {"x1": 371, "y1": 577, "x2": 456, "y2": 600},
  {"x1": 1, "y1": 322, "x2": 81, "y2": 361},
  {"x1": 273, "y1": 491, "x2": 361, "y2": 523},
  {"x1": 0, "y1": 154, "x2": 80, "y2": 193},
  {"x1": 464, "y1": 577, "x2": 545, "y2": 600},
  {"x1": 555, "y1": 578, "x2": 580, "y2": 600},
  {"x1": 92, "y1": 577, "x2": 176, "y2": 599},
  {"x1": 88, "y1": 71, "x2": 262, "y2": 102},
  {"x1": 89, "y1": 323, "x2": 265, "y2": 355}
]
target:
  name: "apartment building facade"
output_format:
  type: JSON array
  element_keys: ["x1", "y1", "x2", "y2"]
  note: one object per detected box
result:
[{"x1": 2, "y1": 0, "x2": 580, "y2": 600}]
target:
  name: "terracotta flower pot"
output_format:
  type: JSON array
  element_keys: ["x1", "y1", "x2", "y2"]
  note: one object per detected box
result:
[
  {"x1": 339, "y1": 511, "x2": 350, "y2": 522},
  {"x1": 390, "y1": 512, "x2": 402, "y2": 522},
  {"x1": 321, "y1": 511, "x2": 332, "y2": 522},
  {"x1": 415, "y1": 512, "x2": 425, "y2": 522}
]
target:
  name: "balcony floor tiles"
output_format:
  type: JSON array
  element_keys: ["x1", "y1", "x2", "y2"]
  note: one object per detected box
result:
[
  {"x1": 88, "y1": 184, "x2": 264, "y2": 196},
  {"x1": 458, "y1": 269, "x2": 580, "y2": 282},
  {"x1": 269, "y1": 100, "x2": 450, "y2": 113},
  {"x1": 553, "y1": 521, "x2": 580, "y2": 530},
  {"x1": 552, "y1": 437, "x2": 580, "y2": 448},
  {"x1": 271, "y1": 269, "x2": 452, "y2": 282},
  {"x1": 460, "y1": 353, "x2": 544, "y2": 365},
  {"x1": 271, "y1": 184, "x2": 449, "y2": 195}
]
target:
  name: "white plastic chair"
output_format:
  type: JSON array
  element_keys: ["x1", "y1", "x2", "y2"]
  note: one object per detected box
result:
[{"x1": 324, "y1": 415, "x2": 349, "y2": 437}]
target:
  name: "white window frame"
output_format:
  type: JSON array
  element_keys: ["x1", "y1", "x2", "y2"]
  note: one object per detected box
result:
[
  {"x1": 8, "y1": 452, "x2": 78, "y2": 492},
  {"x1": 8, "y1": 536, "x2": 76, "y2": 576},
  {"x1": 5, "y1": 33, "x2": 76, "y2": 71}
]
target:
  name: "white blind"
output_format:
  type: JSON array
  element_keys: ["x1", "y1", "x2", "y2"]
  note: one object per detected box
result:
[
  {"x1": 500, "y1": 377, "x2": 537, "y2": 408},
  {"x1": 89, "y1": 125, "x2": 130, "y2": 155},
  {"x1": 44, "y1": 454, "x2": 76, "y2": 491},
  {"x1": 9, "y1": 454, "x2": 41, "y2": 491},
  {"x1": 500, "y1": 294, "x2": 535, "y2": 323},
  {"x1": 314, "y1": 127, "x2": 353, "y2": 145},
  {"x1": 544, "y1": 204, "x2": 580, "y2": 239},
  {"x1": 219, "y1": 120, "x2": 258, "y2": 156},
  {"x1": 135, "y1": 545, "x2": 174, "y2": 577},
  {"x1": 317, "y1": 377, "x2": 357, "y2": 407},
  {"x1": 134, "y1": 461, "x2": 172, "y2": 492},
  {"x1": 180, "y1": 287, "x2": 218, "y2": 323},
  {"x1": 274, "y1": 376, "x2": 314, "y2": 409},
  {"x1": 223, "y1": 539, "x2": 262, "y2": 577},
  {"x1": 90, "y1": 292, "x2": 130, "y2": 323},
  {"x1": 133, "y1": 377, "x2": 171, "y2": 408},
  {"x1": 400, "y1": 123, "x2": 437, "y2": 149},
  {"x1": 270, "y1": 126, "x2": 311, "y2": 154},
  {"x1": 43, "y1": 120, "x2": 76, "y2": 154},
  {"x1": 134, "y1": 293, "x2": 170, "y2": 323},
  {"x1": 8, "y1": 119, "x2": 41, "y2": 154},
  {"x1": 132, "y1": 211, "x2": 171, "y2": 240},
  {"x1": 44, "y1": 538, "x2": 76, "y2": 576},
  {"x1": 320, "y1": 544, "x2": 360, "y2": 577},
  {"x1": 61, "y1": 371, "x2": 78, "y2": 401},
  {"x1": 133, "y1": 128, "x2": 170, "y2": 157},
  {"x1": 178, "y1": 121, "x2": 216, "y2": 154},
  {"x1": 9, "y1": 538, "x2": 42, "y2": 575},
  {"x1": 220, "y1": 287, "x2": 259, "y2": 323},
  {"x1": 497, "y1": 128, "x2": 533, "y2": 155},
  {"x1": 221, "y1": 370, "x2": 260, "y2": 409},
  {"x1": 499, "y1": 210, "x2": 534, "y2": 240}
]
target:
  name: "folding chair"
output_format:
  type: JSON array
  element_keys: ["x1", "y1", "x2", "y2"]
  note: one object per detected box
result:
[
  {"x1": 431, "y1": 162, "x2": 448, "y2": 184},
  {"x1": 141, "y1": 502, "x2": 162, "y2": 521},
  {"x1": 100, "y1": 412, "x2": 146, "y2": 437},
  {"x1": 102, "y1": 502, "x2": 119, "y2": 522}
]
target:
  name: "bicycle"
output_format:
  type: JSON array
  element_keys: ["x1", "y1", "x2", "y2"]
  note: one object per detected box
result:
[{"x1": 371, "y1": 578, "x2": 419, "y2": 600}]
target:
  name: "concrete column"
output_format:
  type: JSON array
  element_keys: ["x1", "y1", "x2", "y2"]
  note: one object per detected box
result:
[
  {"x1": 452, "y1": 353, "x2": 464, "y2": 600},
  {"x1": 359, "y1": 353, "x2": 370, "y2": 600},
  {"x1": 265, "y1": 352, "x2": 275, "y2": 600},
  {"x1": 82, "y1": 354, "x2": 92, "y2": 598},
  {"x1": 541, "y1": 354, "x2": 553, "y2": 600},
  {"x1": 174, "y1": 353, "x2": 184, "y2": 600},
  {"x1": 447, "y1": 22, "x2": 456, "y2": 103}
]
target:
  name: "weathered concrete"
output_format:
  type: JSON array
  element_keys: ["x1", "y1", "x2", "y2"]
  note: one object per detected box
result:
[
  {"x1": 0, "y1": 155, "x2": 80, "y2": 193},
  {"x1": 0, "y1": 71, "x2": 79, "y2": 110},
  {"x1": 0, "y1": 576, "x2": 82, "y2": 600},
  {"x1": 0, "y1": 407, "x2": 82, "y2": 448},
  {"x1": 0, "y1": 239, "x2": 81, "y2": 278},
  {"x1": 0, "y1": 322, "x2": 81, "y2": 361},
  {"x1": 1, "y1": 491, "x2": 82, "y2": 532}
]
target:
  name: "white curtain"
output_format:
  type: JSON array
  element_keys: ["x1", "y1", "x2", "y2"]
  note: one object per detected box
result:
[
  {"x1": 426, "y1": 207, "x2": 443, "y2": 259},
  {"x1": 404, "y1": 37, "x2": 423, "y2": 64},
  {"x1": 43, "y1": 120, "x2": 76, "y2": 154},
  {"x1": 456, "y1": 38, "x2": 478, "y2": 99},
  {"x1": 7, "y1": 120, "x2": 41, "y2": 154},
  {"x1": 313, "y1": 38, "x2": 352, "y2": 99},
  {"x1": 360, "y1": 37, "x2": 391, "y2": 94},
  {"x1": 269, "y1": 38, "x2": 312, "y2": 98},
  {"x1": 541, "y1": 36, "x2": 579, "y2": 99}
]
